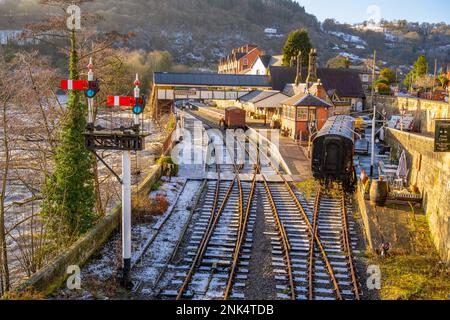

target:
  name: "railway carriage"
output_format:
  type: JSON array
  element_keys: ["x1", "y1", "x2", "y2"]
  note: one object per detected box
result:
[{"x1": 311, "y1": 115, "x2": 356, "y2": 189}]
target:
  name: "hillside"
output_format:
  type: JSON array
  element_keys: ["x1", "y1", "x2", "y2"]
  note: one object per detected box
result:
[{"x1": 1, "y1": 0, "x2": 449, "y2": 70}]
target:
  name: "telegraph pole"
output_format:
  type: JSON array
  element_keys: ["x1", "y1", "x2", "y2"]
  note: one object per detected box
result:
[
  {"x1": 432, "y1": 58, "x2": 437, "y2": 95},
  {"x1": 369, "y1": 50, "x2": 377, "y2": 177},
  {"x1": 370, "y1": 103, "x2": 377, "y2": 177},
  {"x1": 371, "y1": 50, "x2": 376, "y2": 109}
]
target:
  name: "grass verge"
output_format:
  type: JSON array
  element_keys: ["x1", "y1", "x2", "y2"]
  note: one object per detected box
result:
[{"x1": 370, "y1": 214, "x2": 450, "y2": 300}]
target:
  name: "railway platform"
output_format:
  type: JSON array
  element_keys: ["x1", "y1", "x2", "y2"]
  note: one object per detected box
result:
[{"x1": 276, "y1": 136, "x2": 313, "y2": 182}]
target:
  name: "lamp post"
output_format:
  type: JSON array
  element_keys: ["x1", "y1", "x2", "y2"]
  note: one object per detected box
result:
[
  {"x1": 400, "y1": 105, "x2": 407, "y2": 131},
  {"x1": 370, "y1": 104, "x2": 377, "y2": 177}
]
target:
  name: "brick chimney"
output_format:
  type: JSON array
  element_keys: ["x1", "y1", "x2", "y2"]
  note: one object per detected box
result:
[
  {"x1": 306, "y1": 48, "x2": 318, "y2": 84},
  {"x1": 312, "y1": 79, "x2": 327, "y2": 100},
  {"x1": 290, "y1": 56, "x2": 295, "y2": 67},
  {"x1": 295, "y1": 51, "x2": 302, "y2": 86}
]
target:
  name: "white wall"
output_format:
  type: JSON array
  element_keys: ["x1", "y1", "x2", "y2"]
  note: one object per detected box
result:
[{"x1": 248, "y1": 58, "x2": 268, "y2": 75}]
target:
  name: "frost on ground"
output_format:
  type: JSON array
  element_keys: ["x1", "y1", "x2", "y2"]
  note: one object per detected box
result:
[
  {"x1": 55, "y1": 178, "x2": 202, "y2": 300},
  {"x1": 133, "y1": 179, "x2": 202, "y2": 297},
  {"x1": 2, "y1": 108, "x2": 169, "y2": 287}
]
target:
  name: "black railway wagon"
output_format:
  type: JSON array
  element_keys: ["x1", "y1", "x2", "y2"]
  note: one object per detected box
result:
[{"x1": 311, "y1": 115, "x2": 356, "y2": 189}]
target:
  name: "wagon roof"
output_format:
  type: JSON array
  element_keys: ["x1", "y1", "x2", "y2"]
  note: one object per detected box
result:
[{"x1": 315, "y1": 115, "x2": 355, "y2": 141}]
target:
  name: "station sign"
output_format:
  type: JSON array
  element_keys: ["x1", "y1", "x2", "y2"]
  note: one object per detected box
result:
[
  {"x1": 174, "y1": 88, "x2": 198, "y2": 96},
  {"x1": 434, "y1": 120, "x2": 450, "y2": 152}
]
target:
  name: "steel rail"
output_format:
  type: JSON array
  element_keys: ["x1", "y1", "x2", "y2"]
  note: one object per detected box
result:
[
  {"x1": 262, "y1": 176, "x2": 296, "y2": 300},
  {"x1": 307, "y1": 184, "x2": 321, "y2": 300},
  {"x1": 340, "y1": 188, "x2": 360, "y2": 300},
  {"x1": 176, "y1": 164, "x2": 235, "y2": 300},
  {"x1": 176, "y1": 116, "x2": 246, "y2": 299},
  {"x1": 245, "y1": 133, "x2": 343, "y2": 300},
  {"x1": 235, "y1": 134, "x2": 296, "y2": 299},
  {"x1": 277, "y1": 179, "x2": 342, "y2": 300},
  {"x1": 241, "y1": 133, "x2": 343, "y2": 300},
  {"x1": 224, "y1": 172, "x2": 256, "y2": 300}
]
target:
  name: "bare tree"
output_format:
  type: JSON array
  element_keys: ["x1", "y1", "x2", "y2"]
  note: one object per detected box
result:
[{"x1": 0, "y1": 53, "x2": 14, "y2": 294}]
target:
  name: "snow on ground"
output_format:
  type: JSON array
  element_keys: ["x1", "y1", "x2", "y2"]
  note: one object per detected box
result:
[
  {"x1": 339, "y1": 52, "x2": 363, "y2": 62},
  {"x1": 329, "y1": 31, "x2": 367, "y2": 46},
  {"x1": 55, "y1": 177, "x2": 202, "y2": 299},
  {"x1": 2, "y1": 107, "x2": 167, "y2": 287},
  {"x1": 134, "y1": 179, "x2": 202, "y2": 295}
]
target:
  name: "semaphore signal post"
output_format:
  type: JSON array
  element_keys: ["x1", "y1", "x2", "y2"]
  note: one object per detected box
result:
[{"x1": 60, "y1": 60, "x2": 148, "y2": 288}]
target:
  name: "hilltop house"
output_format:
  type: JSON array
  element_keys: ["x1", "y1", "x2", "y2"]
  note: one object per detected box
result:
[
  {"x1": 218, "y1": 44, "x2": 265, "y2": 74},
  {"x1": 350, "y1": 59, "x2": 380, "y2": 93}
]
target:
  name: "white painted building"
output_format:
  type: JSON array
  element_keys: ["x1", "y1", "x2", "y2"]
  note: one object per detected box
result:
[{"x1": 247, "y1": 55, "x2": 283, "y2": 75}]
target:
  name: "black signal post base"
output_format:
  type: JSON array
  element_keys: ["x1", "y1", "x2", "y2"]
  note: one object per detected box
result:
[{"x1": 118, "y1": 259, "x2": 133, "y2": 290}]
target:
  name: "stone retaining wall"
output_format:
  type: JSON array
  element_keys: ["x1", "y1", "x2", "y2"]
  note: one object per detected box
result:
[
  {"x1": 16, "y1": 164, "x2": 164, "y2": 296},
  {"x1": 368, "y1": 96, "x2": 450, "y2": 134},
  {"x1": 385, "y1": 128, "x2": 450, "y2": 265}
]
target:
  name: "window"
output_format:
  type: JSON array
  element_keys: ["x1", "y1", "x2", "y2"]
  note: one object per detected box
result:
[
  {"x1": 362, "y1": 74, "x2": 369, "y2": 82},
  {"x1": 308, "y1": 108, "x2": 316, "y2": 122},
  {"x1": 297, "y1": 108, "x2": 308, "y2": 121}
]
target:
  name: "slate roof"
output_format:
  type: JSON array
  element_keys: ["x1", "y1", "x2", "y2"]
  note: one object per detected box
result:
[
  {"x1": 281, "y1": 93, "x2": 334, "y2": 108},
  {"x1": 259, "y1": 55, "x2": 273, "y2": 68},
  {"x1": 269, "y1": 66, "x2": 365, "y2": 98},
  {"x1": 239, "y1": 90, "x2": 280, "y2": 103},
  {"x1": 153, "y1": 72, "x2": 271, "y2": 87}
]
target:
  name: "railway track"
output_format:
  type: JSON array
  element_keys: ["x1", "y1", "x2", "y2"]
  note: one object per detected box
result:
[
  {"x1": 159, "y1": 111, "x2": 258, "y2": 299},
  {"x1": 160, "y1": 172, "x2": 257, "y2": 299},
  {"x1": 156, "y1": 109, "x2": 362, "y2": 300}
]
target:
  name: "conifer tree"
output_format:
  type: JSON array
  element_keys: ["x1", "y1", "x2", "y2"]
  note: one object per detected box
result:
[
  {"x1": 282, "y1": 29, "x2": 312, "y2": 67},
  {"x1": 41, "y1": 30, "x2": 96, "y2": 246}
]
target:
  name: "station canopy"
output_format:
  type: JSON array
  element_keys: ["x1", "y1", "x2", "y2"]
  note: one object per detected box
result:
[{"x1": 153, "y1": 72, "x2": 271, "y2": 88}]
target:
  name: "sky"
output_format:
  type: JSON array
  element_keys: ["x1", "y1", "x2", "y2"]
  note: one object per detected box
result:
[{"x1": 296, "y1": 0, "x2": 450, "y2": 24}]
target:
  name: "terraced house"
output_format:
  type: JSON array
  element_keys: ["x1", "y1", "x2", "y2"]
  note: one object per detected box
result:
[{"x1": 218, "y1": 44, "x2": 265, "y2": 74}]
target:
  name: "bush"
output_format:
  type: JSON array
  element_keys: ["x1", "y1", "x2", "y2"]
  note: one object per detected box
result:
[
  {"x1": 148, "y1": 195, "x2": 169, "y2": 215},
  {"x1": 132, "y1": 194, "x2": 154, "y2": 220},
  {"x1": 150, "y1": 181, "x2": 163, "y2": 192},
  {"x1": 376, "y1": 82, "x2": 391, "y2": 95},
  {"x1": 364, "y1": 179, "x2": 372, "y2": 194},
  {"x1": 2, "y1": 287, "x2": 44, "y2": 300},
  {"x1": 296, "y1": 179, "x2": 317, "y2": 201},
  {"x1": 157, "y1": 156, "x2": 179, "y2": 176},
  {"x1": 165, "y1": 114, "x2": 176, "y2": 133},
  {"x1": 132, "y1": 193, "x2": 169, "y2": 219}
]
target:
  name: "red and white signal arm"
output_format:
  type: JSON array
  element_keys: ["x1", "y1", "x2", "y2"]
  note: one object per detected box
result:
[
  {"x1": 107, "y1": 96, "x2": 136, "y2": 107},
  {"x1": 60, "y1": 80, "x2": 89, "y2": 91}
]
